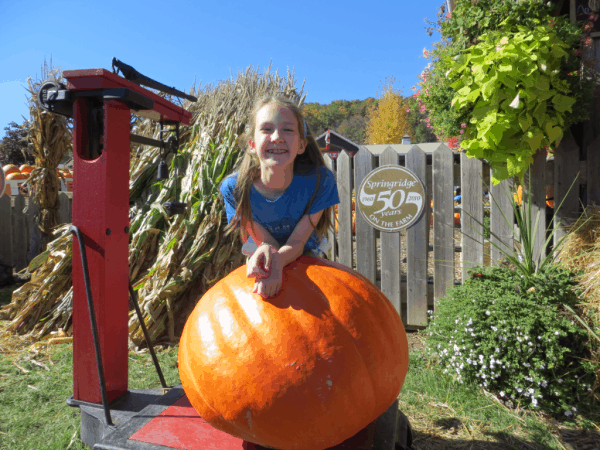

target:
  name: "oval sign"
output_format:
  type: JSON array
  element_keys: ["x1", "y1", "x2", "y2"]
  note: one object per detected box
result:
[{"x1": 357, "y1": 165, "x2": 426, "y2": 232}]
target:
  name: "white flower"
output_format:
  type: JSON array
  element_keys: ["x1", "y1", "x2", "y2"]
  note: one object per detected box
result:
[
  {"x1": 558, "y1": 379, "x2": 563, "y2": 384},
  {"x1": 499, "y1": 391, "x2": 505, "y2": 397},
  {"x1": 555, "y1": 331, "x2": 560, "y2": 336},
  {"x1": 486, "y1": 311, "x2": 491, "y2": 316},
  {"x1": 565, "y1": 410, "x2": 573, "y2": 417}
]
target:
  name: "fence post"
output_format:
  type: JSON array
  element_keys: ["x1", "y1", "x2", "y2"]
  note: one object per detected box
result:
[
  {"x1": 58, "y1": 192, "x2": 72, "y2": 224},
  {"x1": 11, "y1": 194, "x2": 28, "y2": 271},
  {"x1": 336, "y1": 151, "x2": 353, "y2": 268},
  {"x1": 460, "y1": 153, "x2": 484, "y2": 282},
  {"x1": 433, "y1": 144, "x2": 454, "y2": 304},
  {"x1": 490, "y1": 172, "x2": 514, "y2": 264},
  {"x1": 406, "y1": 145, "x2": 428, "y2": 326},
  {"x1": 553, "y1": 138, "x2": 581, "y2": 247},
  {"x1": 354, "y1": 146, "x2": 376, "y2": 283},
  {"x1": 379, "y1": 147, "x2": 402, "y2": 319},
  {"x1": 588, "y1": 135, "x2": 600, "y2": 206},
  {"x1": 26, "y1": 199, "x2": 42, "y2": 266},
  {"x1": 0, "y1": 195, "x2": 12, "y2": 267},
  {"x1": 324, "y1": 155, "x2": 337, "y2": 262},
  {"x1": 526, "y1": 149, "x2": 547, "y2": 265}
]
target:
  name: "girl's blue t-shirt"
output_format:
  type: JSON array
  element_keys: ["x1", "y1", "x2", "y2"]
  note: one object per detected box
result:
[{"x1": 220, "y1": 166, "x2": 339, "y2": 252}]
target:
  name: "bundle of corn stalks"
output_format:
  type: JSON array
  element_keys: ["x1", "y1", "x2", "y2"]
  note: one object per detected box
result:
[
  {"x1": 23, "y1": 59, "x2": 72, "y2": 241},
  {"x1": 0, "y1": 63, "x2": 306, "y2": 350},
  {"x1": 558, "y1": 204, "x2": 600, "y2": 398}
]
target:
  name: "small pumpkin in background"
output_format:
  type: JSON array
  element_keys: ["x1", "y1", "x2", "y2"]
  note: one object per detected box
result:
[
  {"x1": 6, "y1": 173, "x2": 27, "y2": 180},
  {"x1": 179, "y1": 256, "x2": 409, "y2": 450},
  {"x1": 454, "y1": 211, "x2": 461, "y2": 225},
  {"x1": 19, "y1": 164, "x2": 34, "y2": 175},
  {"x1": 3, "y1": 164, "x2": 19, "y2": 177}
]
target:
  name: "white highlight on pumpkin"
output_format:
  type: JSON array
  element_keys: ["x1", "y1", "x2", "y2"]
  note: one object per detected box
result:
[
  {"x1": 218, "y1": 307, "x2": 249, "y2": 347},
  {"x1": 235, "y1": 288, "x2": 263, "y2": 325},
  {"x1": 198, "y1": 313, "x2": 219, "y2": 359},
  {"x1": 217, "y1": 308, "x2": 235, "y2": 339}
]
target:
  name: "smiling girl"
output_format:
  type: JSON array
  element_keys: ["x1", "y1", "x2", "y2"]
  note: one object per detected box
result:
[{"x1": 220, "y1": 95, "x2": 339, "y2": 298}]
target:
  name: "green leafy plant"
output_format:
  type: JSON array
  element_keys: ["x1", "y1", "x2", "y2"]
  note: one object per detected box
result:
[
  {"x1": 425, "y1": 263, "x2": 598, "y2": 416},
  {"x1": 418, "y1": 0, "x2": 595, "y2": 183},
  {"x1": 460, "y1": 171, "x2": 589, "y2": 282},
  {"x1": 448, "y1": 22, "x2": 576, "y2": 183}
]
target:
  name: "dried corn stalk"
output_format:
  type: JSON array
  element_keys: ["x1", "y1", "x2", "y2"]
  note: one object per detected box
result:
[
  {"x1": 23, "y1": 59, "x2": 72, "y2": 238},
  {"x1": 1, "y1": 63, "x2": 306, "y2": 350}
]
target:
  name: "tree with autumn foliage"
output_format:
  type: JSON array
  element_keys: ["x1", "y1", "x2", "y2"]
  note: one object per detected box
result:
[{"x1": 365, "y1": 78, "x2": 411, "y2": 144}]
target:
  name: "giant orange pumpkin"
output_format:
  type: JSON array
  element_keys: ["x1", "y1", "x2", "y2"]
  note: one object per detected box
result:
[{"x1": 178, "y1": 256, "x2": 409, "y2": 450}]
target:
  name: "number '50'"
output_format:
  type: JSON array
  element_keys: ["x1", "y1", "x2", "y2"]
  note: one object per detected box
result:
[{"x1": 373, "y1": 190, "x2": 406, "y2": 214}]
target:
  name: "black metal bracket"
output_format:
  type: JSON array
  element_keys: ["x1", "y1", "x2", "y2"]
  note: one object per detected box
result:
[
  {"x1": 128, "y1": 283, "x2": 167, "y2": 389},
  {"x1": 111, "y1": 58, "x2": 197, "y2": 103},
  {"x1": 38, "y1": 84, "x2": 155, "y2": 119},
  {"x1": 68, "y1": 225, "x2": 115, "y2": 429}
]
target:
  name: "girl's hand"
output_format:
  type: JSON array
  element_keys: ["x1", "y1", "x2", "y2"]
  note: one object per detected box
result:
[
  {"x1": 247, "y1": 244, "x2": 277, "y2": 279},
  {"x1": 253, "y1": 265, "x2": 283, "y2": 298}
]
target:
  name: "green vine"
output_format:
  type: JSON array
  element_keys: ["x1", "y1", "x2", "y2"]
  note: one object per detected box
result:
[
  {"x1": 448, "y1": 21, "x2": 576, "y2": 183},
  {"x1": 418, "y1": 0, "x2": 595, "y2": 184}
]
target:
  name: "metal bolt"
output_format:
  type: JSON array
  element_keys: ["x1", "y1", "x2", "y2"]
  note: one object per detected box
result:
[
  {"x1": 106, "y1": 228, "x2": 111, "y2": 235},
  {"x1": 124, "y1": 226, "x2": 129, "y2": 234}
]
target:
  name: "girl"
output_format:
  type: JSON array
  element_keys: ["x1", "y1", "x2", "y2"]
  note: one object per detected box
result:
[{"x1": 220, "y1": 95, "x2": 339, "y2": 298}]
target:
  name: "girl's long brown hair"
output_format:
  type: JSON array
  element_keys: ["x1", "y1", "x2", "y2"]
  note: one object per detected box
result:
[{"x1": 222, "y1": 95, "x2": 334, "y2": 244}]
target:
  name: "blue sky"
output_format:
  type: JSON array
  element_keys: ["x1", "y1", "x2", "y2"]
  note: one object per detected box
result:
[{"x1": 0, "y1": 0, "x2": 445, "y2": 139}]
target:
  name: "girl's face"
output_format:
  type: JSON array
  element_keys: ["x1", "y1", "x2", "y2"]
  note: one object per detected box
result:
[{"x1": 249, "y1": 103, "x2": 306, "y2": 171}]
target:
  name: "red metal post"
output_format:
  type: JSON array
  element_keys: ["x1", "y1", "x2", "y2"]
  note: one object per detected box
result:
[{"x1": 72, "y1": 98, "x2": 131, "y2": 404}]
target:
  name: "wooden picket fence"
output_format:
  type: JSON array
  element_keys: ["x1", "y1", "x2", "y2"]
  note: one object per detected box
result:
[
  {"x1": 0, "y1": 192, "x2": 72, "y2": 272},
  {"x1": 326, "y1": 138, "x2": 595, "y2": 329}
]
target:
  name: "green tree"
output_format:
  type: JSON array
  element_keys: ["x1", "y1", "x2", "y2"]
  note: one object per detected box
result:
[{"x1": 0, "y1": 121, "x2": 34, "y2": 166}]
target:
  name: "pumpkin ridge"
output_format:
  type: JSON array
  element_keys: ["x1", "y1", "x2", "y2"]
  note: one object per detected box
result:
[
  {"x1": 306, "y1": 259, "x2": 407, "y2": 409},
  {"x1": 305, "y1": 263, "x2": 379, "y2": 412},
  {"x1": 180, "y1": 285, "x2": 265, "y2": 442}
]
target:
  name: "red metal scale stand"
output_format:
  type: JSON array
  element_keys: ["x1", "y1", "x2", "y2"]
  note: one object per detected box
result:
[{"x1": 39, "y1": 60, "x2": 412, "y2": 450}]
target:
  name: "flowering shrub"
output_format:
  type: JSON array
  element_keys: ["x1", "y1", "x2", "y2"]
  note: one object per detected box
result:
[
  {"x1": 405, "y1": 89, "x2": 437, "y2": 144},
  {"x1": 425, "y1": 264, "x2": 597, "y2": 416}
]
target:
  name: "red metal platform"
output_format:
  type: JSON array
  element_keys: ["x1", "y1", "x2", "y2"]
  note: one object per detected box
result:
[{"x1": 91, "y1": 388, "x2": 383, "y2": 450}]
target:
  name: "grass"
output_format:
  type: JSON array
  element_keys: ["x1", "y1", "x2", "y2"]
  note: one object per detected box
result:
[
  {"x1": 400, "y1": 346, "x2": 600, "y2": 449},
  {"x1": 1, "y1": 277, "x2": 599, "y2": 450},
  {"x1": 0, "y1": 341, "x2": 180, "y2": 450}
]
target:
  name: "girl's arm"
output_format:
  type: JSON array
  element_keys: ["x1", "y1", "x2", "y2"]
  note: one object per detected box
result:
[
  {"x1": 274, "y1": 210, "x2": 324, "y2": 267},
  {"x1": 251, "y1": 209, "x2": 324, "y2": 298},
  {"x1": 244, "y1": 220, "x2": 280, "y2": 249}
]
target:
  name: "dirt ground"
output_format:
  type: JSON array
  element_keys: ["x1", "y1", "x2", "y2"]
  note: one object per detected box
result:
[{"x1": 405, "y1": 330, "x2": 426, "y2": 352}]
